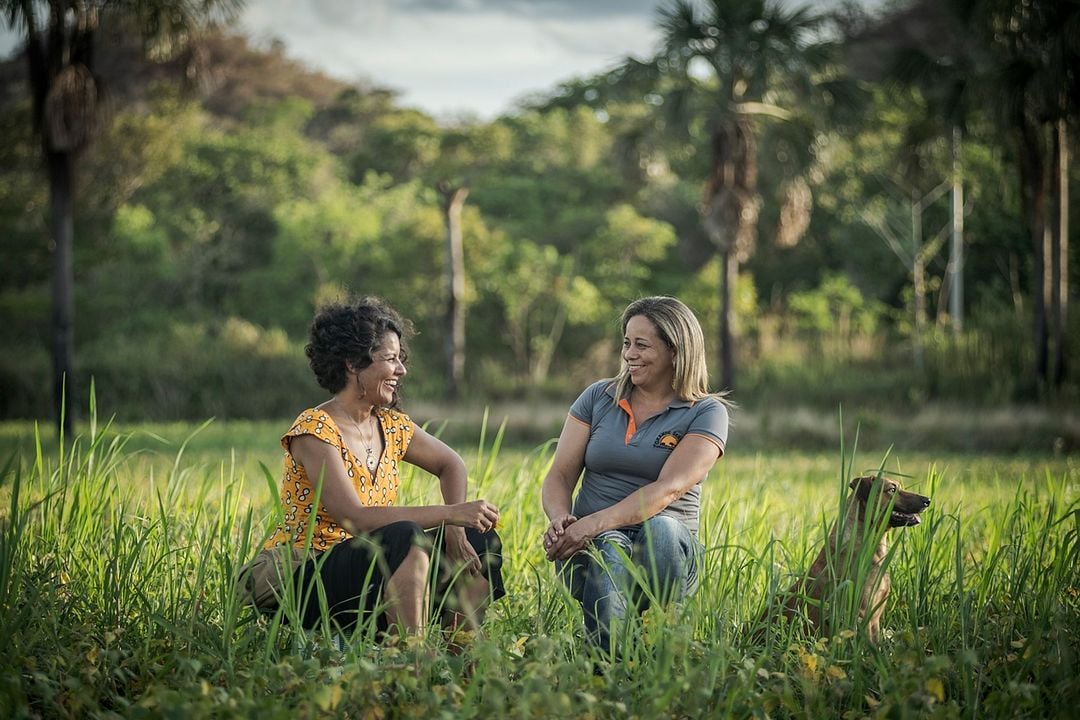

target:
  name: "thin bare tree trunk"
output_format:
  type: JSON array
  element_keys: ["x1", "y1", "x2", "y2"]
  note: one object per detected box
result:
[
  {"x1": 531, "y1": 303, "x2": 568, "y2": 384},
  {"x1": 912, "y1": 195, "x2": 926, "y2": 374},
  {"x1": 949, "y1": 125, "x2": 964, "y2": 333},
  {"x1": 49, "y1": 149, "x2": 76, "y2": 438},
  {"x1": 719, "y1": 249, "x2": 737, "y2": 391},
  {"x1": 438, "y1": 183, "x2": 469, "y2": 399},
  {"x1": 1019, "y1": 120, "x2": 1049, "y2": 392},
  {"x1": 1052, "y1": 118, "x2": 1069, "y2": 388}
]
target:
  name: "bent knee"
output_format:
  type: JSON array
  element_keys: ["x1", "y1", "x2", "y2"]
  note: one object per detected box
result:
[
  {"x1": 402, "y1": 543, "x2": 431, "y2": 570},
  {"x1": 380, "y1": 520, "x2": 427, "y2": 545},
  {"x1": 641, "y1": 515, "x2": 687, "y2": 544}
]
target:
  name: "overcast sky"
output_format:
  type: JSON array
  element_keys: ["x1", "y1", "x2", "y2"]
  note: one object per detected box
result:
[
  {"x1": 238, "y1": 0, "x2": 665, "y2": 120},
  {"x1": 2, "y1": 1, "x2": 878, "y2": 121}
]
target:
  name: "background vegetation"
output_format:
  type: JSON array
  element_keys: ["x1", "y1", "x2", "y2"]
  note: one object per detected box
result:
[{"x1": 1, "y1": 0, "x2": 1077, "y2": 433}]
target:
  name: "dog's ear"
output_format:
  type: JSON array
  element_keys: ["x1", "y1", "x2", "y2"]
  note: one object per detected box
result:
[{"x1": 849, "y1": 476, "x2": 873, "y2": 502}]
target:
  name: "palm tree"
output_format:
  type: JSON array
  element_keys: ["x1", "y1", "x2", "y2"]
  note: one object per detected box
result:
[
  {"x1": 650, "y1": 0, "x2": 838, "y2": 389},
  {"x1": 2, "y1": 0, "x2": 242, "y2": 435}
]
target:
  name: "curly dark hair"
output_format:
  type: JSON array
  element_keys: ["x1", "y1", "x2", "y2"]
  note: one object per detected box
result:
[{"x1": 305, "y1": 297, "x2": 413, "y2": 396}]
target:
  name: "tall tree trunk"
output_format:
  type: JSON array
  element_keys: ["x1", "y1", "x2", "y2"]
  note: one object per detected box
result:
[
  {"x1": 949, "y1": 125, "x2": 964, "y2": 334},
  {"x1": 701, "y1": 116, "x2": 758, "y2": 392},
  {"x1": 437, "y1": 182, "x2": 469, "y2": 399},
  {"x1": 1052, "y1": 118, "x2": 1069, "y2": 388},
  {"x1": 49, "y1": 149, "x2": 76, "y2": 438},
  {"x1": 531, "y1": 303, "x2": 569, "y2": 385},
  {"x1": 912, "y1": 195, "x2": 926, "y2": 374},
  {"x1": 1019, "y1": 119, "x2": 1049, "y2": 392},
  {"x1": 719, "y1": 249, "x2": 737, "y2": 391}
]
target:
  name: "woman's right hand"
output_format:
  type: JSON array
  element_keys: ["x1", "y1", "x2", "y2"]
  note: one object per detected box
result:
[
  {"x1": 542, "y1": 513, "x2": 577, "y2": 555},
  {"x1": 450, "y1": 499, "x2": 500, "y2": 532}
]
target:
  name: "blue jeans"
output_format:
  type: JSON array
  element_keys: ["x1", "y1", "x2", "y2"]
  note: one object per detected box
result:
[{"x1": 558, "y1": 515, "x2": 702, "y2": 656}]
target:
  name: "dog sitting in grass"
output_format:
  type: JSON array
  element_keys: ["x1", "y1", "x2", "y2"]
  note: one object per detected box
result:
[{"x1": 773, "y1": 475, "x2": 931, "y2": 644}]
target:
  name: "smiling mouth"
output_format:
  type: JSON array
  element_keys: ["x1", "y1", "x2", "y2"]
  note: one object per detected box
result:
[{"x1": 889, "y1": 510, "x2": 922, "y2": 527}]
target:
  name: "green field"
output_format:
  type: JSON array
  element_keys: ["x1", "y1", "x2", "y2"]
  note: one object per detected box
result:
[{"x1": 1, "y1": 416, "x2": 1077, "y2": 718}]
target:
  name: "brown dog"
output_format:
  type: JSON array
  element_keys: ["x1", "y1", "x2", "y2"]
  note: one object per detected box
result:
[{"x1": 775, "y1": 475, "x2": 930, "y2": 643}]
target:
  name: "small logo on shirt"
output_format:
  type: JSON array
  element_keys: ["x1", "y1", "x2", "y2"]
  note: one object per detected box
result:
[{"x1": 654, "y1": 431, "x2": 682, "y2": 450}]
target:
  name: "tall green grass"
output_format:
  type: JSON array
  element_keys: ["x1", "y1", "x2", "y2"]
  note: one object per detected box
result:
[{"x1": 0, "y1": 415, "x2": 1077, "y2": 718}]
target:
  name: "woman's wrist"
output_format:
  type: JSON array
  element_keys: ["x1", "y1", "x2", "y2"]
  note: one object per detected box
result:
[{"x1": 575, "y1": 513, "x2": 603, "y2": 539}]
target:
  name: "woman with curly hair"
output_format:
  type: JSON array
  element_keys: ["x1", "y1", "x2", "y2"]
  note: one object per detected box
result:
[{"x1": 238, "y1": 297, "x2": 504, "y2": 639}]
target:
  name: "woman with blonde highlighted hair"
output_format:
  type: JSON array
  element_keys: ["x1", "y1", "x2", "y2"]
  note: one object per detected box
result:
[{"x1": 541, "y1": 296, "x2": 729, "y2": 658}]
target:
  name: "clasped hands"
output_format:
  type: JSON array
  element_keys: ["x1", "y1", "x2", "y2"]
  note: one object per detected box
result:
[{"x1": 542, "y1": 513, "x2": 592, "y2": 561}]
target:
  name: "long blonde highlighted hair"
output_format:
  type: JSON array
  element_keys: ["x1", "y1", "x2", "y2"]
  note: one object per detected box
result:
[{"x1": 612, "y1": 296, "x2": 716, "y2": 403}]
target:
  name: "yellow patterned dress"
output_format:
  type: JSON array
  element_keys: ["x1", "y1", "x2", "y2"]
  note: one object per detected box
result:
[{"x1": 264, "y1": 406, "x2": 416, "y2": 553}]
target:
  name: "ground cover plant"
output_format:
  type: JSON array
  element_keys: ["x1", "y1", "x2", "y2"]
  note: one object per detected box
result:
[{"x1": 0, "y1": 413, "x2": 1077, "y2": 718}]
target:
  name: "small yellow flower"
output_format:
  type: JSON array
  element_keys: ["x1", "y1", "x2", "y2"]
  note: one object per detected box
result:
[
  {"x1": 798, "y1": 648, "x2": 819, "y2": 674},
  {"x1": 508, "y1": 634, "x2": 528, "y2": 658}
]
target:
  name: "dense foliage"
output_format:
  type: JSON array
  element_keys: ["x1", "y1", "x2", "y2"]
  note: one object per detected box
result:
[{"x1": 0, "y1": 3, "x2": 1077, "y2": 422}]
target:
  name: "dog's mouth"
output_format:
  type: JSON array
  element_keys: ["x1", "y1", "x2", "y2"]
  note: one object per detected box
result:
[{"x1": 889, "y1": 510, "x2": 922, "y2": 527}]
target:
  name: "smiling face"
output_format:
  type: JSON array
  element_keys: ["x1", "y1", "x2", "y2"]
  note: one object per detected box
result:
[
  {"x1": 622, "y1": 314, "x2": 675, "y2": 393},
  {"x1": 354, "y1": 331, "x2": 406, "y2": 406}
]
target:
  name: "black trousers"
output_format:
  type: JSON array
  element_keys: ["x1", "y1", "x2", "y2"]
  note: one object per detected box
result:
[{"x1": 292, "y1": 521, "x2": 504, "y2": 632}]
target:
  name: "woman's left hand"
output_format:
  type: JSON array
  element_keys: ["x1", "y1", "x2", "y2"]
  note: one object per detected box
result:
[
  {"x1": 545, "y1": 518, "x2": 594, "y2": 562},
  {"x1": 444, "y1": 525, "x2": 483, "y2": 576}
]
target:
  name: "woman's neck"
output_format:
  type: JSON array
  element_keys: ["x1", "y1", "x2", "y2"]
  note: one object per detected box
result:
[
  {"x1": 332, "y1": 393, "x2": 376, "y2": 422},
  {"x1": 631, "y1": 382, "x2": 674, "y2": 407}
]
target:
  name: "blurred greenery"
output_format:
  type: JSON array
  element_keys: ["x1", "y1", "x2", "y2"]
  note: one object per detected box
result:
[{"x1": 0, "y1": 2, "x2": 1077, "y2": 426}]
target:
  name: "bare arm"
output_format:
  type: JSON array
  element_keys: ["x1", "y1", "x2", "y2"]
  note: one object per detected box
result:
[
  {"x1": 545, "y1": 434, "x2": 721, "y2": 561},
  {"x1": 291, "y1": 434, "x2": 498, "y2": 534},
  {"x1": 403, "y1": 424, "x2": 499, "y2": 574},
  {"x1": 403, "y1": 424, "x2": 470, "y2": 506},
  {"x1": 540, "y1": 415, "x2": 588, "y2": 549}
]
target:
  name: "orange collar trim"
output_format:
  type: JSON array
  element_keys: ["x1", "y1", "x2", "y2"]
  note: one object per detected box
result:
[{"x1": 617, "y1": 398, "x2": 636, "y2": 445}]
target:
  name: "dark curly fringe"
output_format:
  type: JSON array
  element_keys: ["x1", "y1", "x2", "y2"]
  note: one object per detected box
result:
[{"x1": 306, "y1": 296, "x2": 413, "y2": 396}]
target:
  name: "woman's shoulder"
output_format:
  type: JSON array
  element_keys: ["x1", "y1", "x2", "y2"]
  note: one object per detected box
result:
[
  {"x1": 571, "y1": 379, "x2": 616, "y2": 408},
  {"x1": 376, "y1": 406, "x2": 414, "y2": 434},
  {"x1": 281, "y1": 407, "x2": 341, "y2": 448},
  {"x1": 686, "y1": 394, "x2": 731, "y2": 441},
  {"x1": 691, "y1": 394, "x2": 732, "y2": 418},
  {"x1": 582, "y1": 378, "x2": 617, "y2": 400}
]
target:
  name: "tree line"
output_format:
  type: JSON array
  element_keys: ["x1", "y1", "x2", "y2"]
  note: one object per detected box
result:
[{"x1": 0, "y1": 0, "x2": 1076, "y2": 427}]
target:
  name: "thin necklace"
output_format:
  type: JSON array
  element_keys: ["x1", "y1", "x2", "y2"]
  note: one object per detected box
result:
[{"x1": 337, "y1": 401, "x2": 380, "y2": 473}]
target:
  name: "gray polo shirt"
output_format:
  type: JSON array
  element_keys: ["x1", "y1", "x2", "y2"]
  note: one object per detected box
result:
[{"x1": 568, "y1": 380, "x2": 728, "y2": 535}]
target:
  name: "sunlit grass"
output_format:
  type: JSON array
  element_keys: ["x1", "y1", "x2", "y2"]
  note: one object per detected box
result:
[{"x1": 1, "y1": 415, "x2": 1077, "y2": 718}]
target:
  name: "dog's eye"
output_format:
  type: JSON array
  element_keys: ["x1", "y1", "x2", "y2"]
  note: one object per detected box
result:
[{"x1": 887, "y1": 486, "x2": 896, "y2": 495}]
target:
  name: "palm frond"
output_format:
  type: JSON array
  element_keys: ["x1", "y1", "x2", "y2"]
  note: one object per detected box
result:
[{"x1": 656, "y1": 0, "x2": 702, "y2": 47}]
